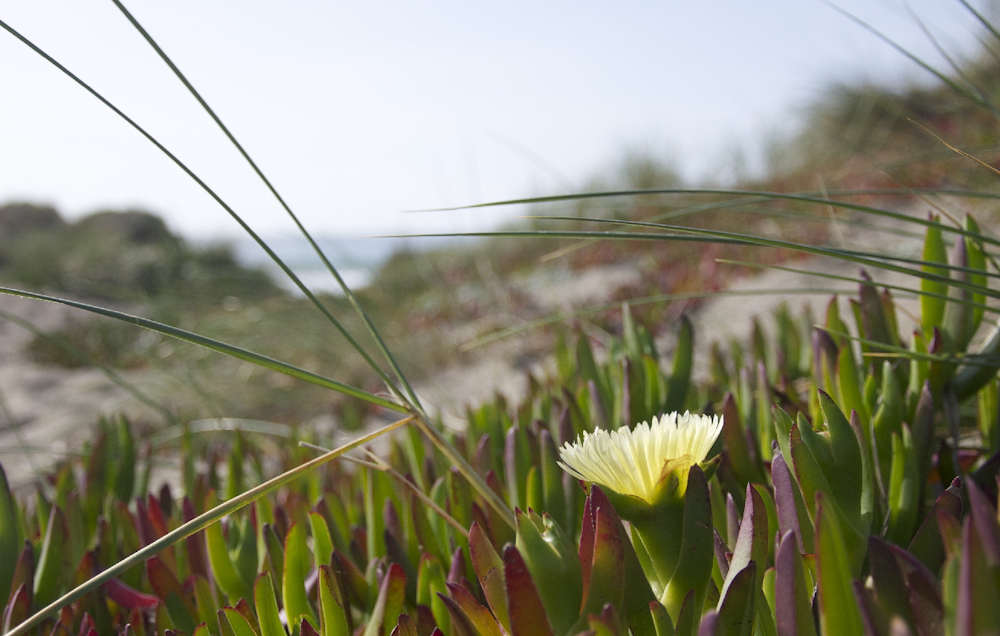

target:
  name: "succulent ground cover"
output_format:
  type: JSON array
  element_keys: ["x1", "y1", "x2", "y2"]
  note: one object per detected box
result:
[{"x1": 3, "y1": 222, "x2": 1000, "y2": 635}]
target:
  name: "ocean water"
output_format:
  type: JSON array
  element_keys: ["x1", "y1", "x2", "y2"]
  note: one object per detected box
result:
[{"x1": 224, "y1": 234, "x2": 457, "y2": 296}]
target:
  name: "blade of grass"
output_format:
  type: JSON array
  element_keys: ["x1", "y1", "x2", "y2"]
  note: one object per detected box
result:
[
  {"x1": 0, "y1": 17, "x2": 403, "y2": 403},
  {"x1": 390, "y1": 226, "x2": 1000, "y2": 303},
  {"x1": 961, "y1": 0, "x2": 1000, "y2": 49},
  {"x1": 410, "y1": 187, "x2": 1000, "y2": 249},
  {"x1": 106, "y1": 0, "x2": 422, "y2": 411},
  {"x1": 0, "y1": 286, "x2": 405, "y2": 413},
  {"x1": 4, "y1": 414, "x2": 414, "y2": 636},
  {"x1": 909, "y1": 119, "x2": 1000, "y2": 178},
  {"x1": 534, "y1": 214, "x2": 1000, "y2": 291},
  {"x1": 533, "y1": 213, "x2": 1000, "y2": 282}
]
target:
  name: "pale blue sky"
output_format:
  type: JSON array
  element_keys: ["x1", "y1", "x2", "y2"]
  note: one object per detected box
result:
[{"x1": 0, "y1": 1, "x2": 990, "y2": 238}]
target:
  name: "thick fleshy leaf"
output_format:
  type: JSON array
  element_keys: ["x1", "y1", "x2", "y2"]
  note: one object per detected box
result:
[
  {"x1": 663, "y1": 314, "x2": 693, "y2": 414},
  {"x1": 283, "y1": 522, "x2": 317, "y2": 628},
  {"x1": 537, "y1": 430, "x2": 566, "y2": 531},
  {"x1": 673, "y1": 591, "x2": 697, "y2": 636},
  {"x1": 851, "y1": 582, "x2": 888, "y2": 636},
  {"x1": 318, "y1": 565, "x2": 350, "y2": 636},
  {"x1": 966, "y1": 480, "x2": 1000, "y2": 570},
  {"x1": 204, "y1": 492, "x2": 253, "y2": 603},
  {"x1": 505, "y1": 427, "x2": 531, "y2": 511},
  {"x1": 254, "y1": 573, "x2": 285, "y2": 636},
  {"x1": 579, "y1": 500, "x2": 626, "y2": 622},
  {"x1": 719, "y1": 485, "x2": 767, "y2": 608},
  {"x1": 771, "y1": 451, "x2": 813, "y2": 554},
  {"x1": 390, "y1": 614, "x2": 419, "y2": 636},
  {"x1": 774, "y1": 532, "x2": 816, "y2": 636},
  {"x1": 818, "y1": 392, "x2": 863, "y2": 527},
  {"x1": 102, "y1": 578, "x2": 159, "y2": 610},
  {"x1": 586, "y1": 486, "x2": 656, "y2": 636},
  {"x1": 867, "y1": 537, "x2": 915, "y2": 632},
  {"x1": 469, "y1": 522, "x2": 510, "y2": 633},
  {"x1": 310, "y1": 512, "x2": 335, "y2": 572},
  {"x1": 957, "y1": 517, "x2": 1000, "y2": 635},
  {"x1": 417, "y1": 553, "x2": 450, "y2": 633},
  {"x1": 649, "y1": 601, "x2": 674, "y2": 636},
  {"x1": 300, "y1": 619, "x2": 320, "y2": 636},
  {"x1": 885, "y1": 426, "x2": 920, "y2": 547},
  {"x1": 192, "y1": 575, "x2": 218, "y2": 631},
  {"x1": 364, "y1": 563, "x2": 407, "y2": 636},
  {"x1": 2, "y1": 584, "x2": 31, "y2": 634},
  {"x1": 920, "y1": 215, "x2": 948, "y2": 339},
  {"x1": 663, "y1": 466, "x2": 714, "y2": 621},
  {"x1": 437, "y1": 592, "x2": 479, "y2": 636},
  {"x1": 147, "y1": 557, "x2": 198, "y2": 635},
  {"x1": 33, "y1": 505, "x2": 67, "y2": 608},
  {"x1": 446, "y1": 583, "x2": 504, "y2": 636},
  {"x1": 515, "y1": 510, "x2": 581, "y2": 636},
  {"x1": 789, "y1": 419, "x2": 834, "y2": 518},
  {"x1": 716, "y1": 563, "x2": 756, "y2": 636},
  {"x1": 871, "y1": 361, "x2": 904, "y2": 488},
  {"x1": 6, "y1": 542, "x2": 32, "y2": 609},
  {"x1": 588, "y1": 602, "x2": 625, "y2": 636},
  {"x1": 908, "y1": 479, "x2": 962, "y2": 576},
  {"x1": 721, "y1": 394, "x2": 762, "y2": 487},
  {"x1": 502, "y1": 545, "x2": 554, "y2": 636},
  {"x1": 814, "y1": 495, "x2": 863, "y2": 636}
]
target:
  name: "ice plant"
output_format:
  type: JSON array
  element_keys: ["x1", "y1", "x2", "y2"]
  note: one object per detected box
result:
[{"x1": 559, "y1": 411, "x2": 723, "y2": 621}]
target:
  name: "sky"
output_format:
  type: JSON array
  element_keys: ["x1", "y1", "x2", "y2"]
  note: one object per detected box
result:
[{"x1": 0, "y1": 1, "x2": 992, "y2": 240}]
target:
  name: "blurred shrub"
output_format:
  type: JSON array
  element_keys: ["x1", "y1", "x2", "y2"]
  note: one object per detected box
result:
[{"x1": 0, "y1": 203, "x2": 282, "y2": 304}]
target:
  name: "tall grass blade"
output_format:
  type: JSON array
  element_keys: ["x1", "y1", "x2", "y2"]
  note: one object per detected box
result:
[
  {"x1": 107, "y1": 0, "x2": 422, "y2": 410},
  {"x1": 413, "y1": 187, "x2": 1000, "y2": 247},
  {"x1": 397, "y1": 225, "x2": 998, "y2": 302}
]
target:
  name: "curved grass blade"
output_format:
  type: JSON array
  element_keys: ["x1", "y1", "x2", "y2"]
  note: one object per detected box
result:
[
  {"x1": 0, "y1": 286, "x2": 405, "y2": 412},
  {"x1": 534, "y1": 214, "x2": 1000, "y2": 287},
  {"x1": 393, "y1": 225, "x2": 997, "y2": 306},
  {"x1": 410, "y1": 187, "x2": 1000, "y2": 248},
  {"x1": 4, "y1": 414, "x2": 414, "y2": 636},
  {"x1": 107, "y1": 0, "x2": 421, "y2": 411},
  {"x1": 0, "y1": 17, "x2": 403, "y2": 403}
]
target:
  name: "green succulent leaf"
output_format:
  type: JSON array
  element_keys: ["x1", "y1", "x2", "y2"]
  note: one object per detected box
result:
[{"x1": 814, "y1": 495, "x2": 864, "y2": 636}]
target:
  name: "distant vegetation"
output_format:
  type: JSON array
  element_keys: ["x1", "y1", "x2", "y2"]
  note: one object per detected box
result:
[{"x1": 0, "y1": 202, "x2": 281, "y2": 305}]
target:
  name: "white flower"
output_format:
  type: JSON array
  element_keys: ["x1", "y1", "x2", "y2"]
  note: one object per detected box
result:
[{"x1": 558, "y1": 411, "x2": 723, "y2": 504}]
